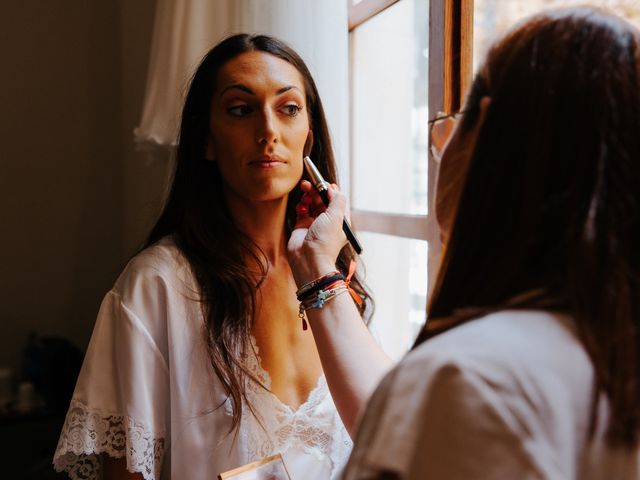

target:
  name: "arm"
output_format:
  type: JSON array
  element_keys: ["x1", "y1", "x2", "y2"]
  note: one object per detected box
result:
[
  {"x1": 287, "y1": 181, "x2": 393, "y2": 435},
  {"x1": 54, "y1": 263, "x2": 170, "y2": 479}
]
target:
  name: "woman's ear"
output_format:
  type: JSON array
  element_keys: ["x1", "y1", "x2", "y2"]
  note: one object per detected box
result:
[{"x1": 205, "y1": 139, "x2": 215, "y2": 161}]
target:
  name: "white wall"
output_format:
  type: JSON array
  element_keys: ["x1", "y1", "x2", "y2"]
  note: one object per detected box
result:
[{"x1": 0, "y1": 0, "x2": 159, "y2": 376}]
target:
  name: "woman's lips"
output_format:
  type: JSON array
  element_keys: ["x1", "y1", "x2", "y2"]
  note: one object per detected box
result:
[{"x1": 249, "y1": 156, "x2": 286, "y2": 168}]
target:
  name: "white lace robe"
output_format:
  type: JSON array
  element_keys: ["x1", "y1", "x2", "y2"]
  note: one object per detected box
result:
[{"x1": 53, "y1": 238, "x2": 352, "y2": 480}]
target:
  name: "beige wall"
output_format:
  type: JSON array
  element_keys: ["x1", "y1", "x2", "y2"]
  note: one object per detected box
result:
[{"x1": 0, "y1": 0, "x2": 164, "y2": 376}]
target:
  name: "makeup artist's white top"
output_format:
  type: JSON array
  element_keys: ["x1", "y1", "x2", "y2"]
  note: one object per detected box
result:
[
  {"x1": 343, "y1": 310, "x2": 640, "y2": 480},
  {"x1": 53, "y1": 237, "x2": 352, "y2": 480}
]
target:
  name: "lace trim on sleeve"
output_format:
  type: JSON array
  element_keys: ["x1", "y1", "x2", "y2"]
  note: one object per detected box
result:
[{"x1": 53, "y1": 399, "x2": 165, "y2": 480}]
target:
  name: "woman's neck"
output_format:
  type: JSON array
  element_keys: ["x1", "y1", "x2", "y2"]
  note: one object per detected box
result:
[{"x1": 223, "y1": 191, "x2": 290, "y2": 266}]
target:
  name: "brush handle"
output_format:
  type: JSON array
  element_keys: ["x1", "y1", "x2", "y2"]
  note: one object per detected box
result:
[{"x1": 318, "y1": 190, "x2": 363, "y2": 255}]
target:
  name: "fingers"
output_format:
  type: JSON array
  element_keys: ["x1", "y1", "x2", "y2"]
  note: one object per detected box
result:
[
  {"x1": 299, "y1": 180, "x2": 313, "y2": 193},
  {"x1": 295, "y1": 192, "x2": 313, "y2": 228},
  {"x1": 290, "y1": 181, "x2": 348, "y2": 262},
  {"x1": 296, "y1": 180, "x2": 347, "y2": 220},
  {"x1": 298, "y1": 181, "x2": 327, "y2": 216}
]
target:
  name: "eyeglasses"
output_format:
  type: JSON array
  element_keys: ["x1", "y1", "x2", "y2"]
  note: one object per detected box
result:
[{"x1": 428, "y1": 111, "x2": 466, "y2": 163}]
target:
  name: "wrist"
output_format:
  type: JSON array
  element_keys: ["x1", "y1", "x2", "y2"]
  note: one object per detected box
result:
[{"x1": 290, "y1": 251, "x2": 337, "y2": 287}]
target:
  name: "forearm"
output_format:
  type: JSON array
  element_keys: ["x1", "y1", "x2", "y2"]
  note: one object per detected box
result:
[
  {"x1": 294, "y1": 256, "x2": 393, "y2": 435},
  {"x1": 307, "y1": 294, "x2": 392, "y2": 435}
]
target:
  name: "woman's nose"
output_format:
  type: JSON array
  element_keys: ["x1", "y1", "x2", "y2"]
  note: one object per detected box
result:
[{"x1": 257, "y1": 110, "x2": 278, "y2": 145}]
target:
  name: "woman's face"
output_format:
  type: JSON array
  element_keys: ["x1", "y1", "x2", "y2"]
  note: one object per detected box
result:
[{"x1": 208, "y1": 51, "x2": 310, "y2": 204}]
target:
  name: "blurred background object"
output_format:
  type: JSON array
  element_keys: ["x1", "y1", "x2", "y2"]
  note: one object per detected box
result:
[{"x1": 0, "y1": 333, "x2": 82, "y2": 478}]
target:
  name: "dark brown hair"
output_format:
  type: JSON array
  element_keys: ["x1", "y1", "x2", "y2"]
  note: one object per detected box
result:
[
  {"x1": 417, "y1": 8, "x2": 640, "y2": 446},
  {"x1": 144, "y1": 34, "x2": 372, "y2": 431}
]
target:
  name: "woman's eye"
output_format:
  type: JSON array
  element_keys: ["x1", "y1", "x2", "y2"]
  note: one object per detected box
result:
[
  {"x1": 282, "y1": 104, "x2": 302, "y2": 117},
  {"x1": 227, "y1": 105, "x2": 252, "y2": 117}
]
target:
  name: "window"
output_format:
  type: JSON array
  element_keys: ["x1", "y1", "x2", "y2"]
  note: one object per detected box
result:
[
  {"x1": 474, "y1": 1, "x2": 640, "y2": 73},
  {"x1": 347, "y1": 0, "x2": 471, "y2": 359},
  {"x1": 350, "y1": 0, "x2": 640, "y2": 359}
]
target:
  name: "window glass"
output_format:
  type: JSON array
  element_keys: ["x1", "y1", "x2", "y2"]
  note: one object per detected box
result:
[
  {"x1": 359, "y1": 231, "x2": 428, "y2": 360},
  {"x1": 351, "y1": 0, "x2": 429, "y2": 215}
]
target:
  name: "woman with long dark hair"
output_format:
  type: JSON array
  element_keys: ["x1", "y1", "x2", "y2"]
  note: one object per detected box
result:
[
  {"x1": 290, "y1": 7, "x2": 640, "y2": 479},
  {"x1": 53, "y1": 34, "x2": 391, "y2": 480}
]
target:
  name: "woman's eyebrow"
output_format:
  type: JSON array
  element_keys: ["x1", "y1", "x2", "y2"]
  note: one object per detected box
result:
[
  {"x1": 220, "y1": 84, "x2": 302, "y2": 96},
  {"x1": 276, "y1": 85, "x2": 302, "y2": 95},
  {"x1": 221, "y1": 84, "x2": 254, "y2": 96}
]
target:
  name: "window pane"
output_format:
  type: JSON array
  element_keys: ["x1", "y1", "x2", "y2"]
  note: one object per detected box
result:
[
  {"x1": 351, "y1": 0, "x2": 429, "y2": 215},
  {"x1": 359, "y1": 231, "x2": 428, "y2": 360},
  {"x1": 474, "y1": 0, "x2": 640, "y2": 73}
]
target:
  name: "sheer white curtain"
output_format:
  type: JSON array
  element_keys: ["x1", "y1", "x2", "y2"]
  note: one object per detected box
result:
[{"x1": 134, "y1": 0, "x2": 350, "y2": 181}]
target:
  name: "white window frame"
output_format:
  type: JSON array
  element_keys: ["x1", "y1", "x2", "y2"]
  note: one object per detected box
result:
[{"x1": 347, "y1": 0, "x2": 474, "y2": 300}]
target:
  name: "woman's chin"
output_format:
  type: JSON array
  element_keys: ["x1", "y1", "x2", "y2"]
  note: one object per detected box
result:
[
  {"x1": 243, "y1": 188, "x2": 294, "y2": 205},
  {"x1": 223, "y1": 177, "x2": 298, "y2": 206},
  {"x1": 252, "y1": 180, "x2": 298, "y2": 202}
]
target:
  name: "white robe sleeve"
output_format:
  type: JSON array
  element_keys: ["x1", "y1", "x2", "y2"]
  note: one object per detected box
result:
[{"x1": 53, "y1": 266, "x2": 171, "y2": 480}]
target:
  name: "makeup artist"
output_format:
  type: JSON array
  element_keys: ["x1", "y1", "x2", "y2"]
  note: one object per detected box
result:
[
  {"x1": 53, "y1": 34, "x2": 391, "y2": 480},
  {"x1": 292, "y1": 7, "x2": 640, "y2": 479}
]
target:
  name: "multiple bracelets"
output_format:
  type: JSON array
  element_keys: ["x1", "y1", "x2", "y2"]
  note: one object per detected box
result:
[{"x1": 296, "y1": 260, "x2": 363, "y2": 330}]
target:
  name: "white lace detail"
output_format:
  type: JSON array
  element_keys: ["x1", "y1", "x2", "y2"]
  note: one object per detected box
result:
[
  {"x1": 53, "y1": 399, "x2": 165, "y2": 480},
  {"x1": 242, "y1": 336, "x2": 353, "y2": 478}
]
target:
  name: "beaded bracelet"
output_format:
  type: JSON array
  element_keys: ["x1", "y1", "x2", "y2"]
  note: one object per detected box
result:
[
  {"x1": 298, "y1": 282, "x2": 349, "y2": 330},
  {"x1": 296, "y1": 273, "x2": 345, "y2": 301},
  {"x1": 296, "y1": 271, "x2": 343, "y2": 300},
  {"x1": 296, "y1": 260, "x2": 365, "y2": 331}
]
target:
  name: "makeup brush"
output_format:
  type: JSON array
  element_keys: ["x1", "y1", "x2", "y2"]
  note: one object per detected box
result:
[{"x1": 302, "y1": 155, "x2": 363, "y2": 255}]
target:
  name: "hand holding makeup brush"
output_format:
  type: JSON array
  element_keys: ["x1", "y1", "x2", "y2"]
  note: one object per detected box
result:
[
  {"x1": 287, "y1": 178, "x2": 393, "y2": 435},
  {"x1": 287, "y1": 180, "x2": 349, "y2": 285}
]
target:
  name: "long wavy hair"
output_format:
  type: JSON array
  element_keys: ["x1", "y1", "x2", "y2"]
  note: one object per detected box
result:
[
  {"x1": 417, "y1": 8, "x2": 640, "y2": 446},
  {"x1": 144, "y1": 34, "x2": 372, "y2": 431}
]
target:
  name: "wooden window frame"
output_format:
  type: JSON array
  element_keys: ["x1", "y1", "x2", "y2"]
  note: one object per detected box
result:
[{"x1": 348, "y1": 0, "x2": 473, "y2": 293}]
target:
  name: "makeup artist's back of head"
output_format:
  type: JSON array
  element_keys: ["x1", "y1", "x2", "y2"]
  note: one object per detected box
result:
[{"x1": 422, "y1": 8, "x2": 640, "y2": 446}]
